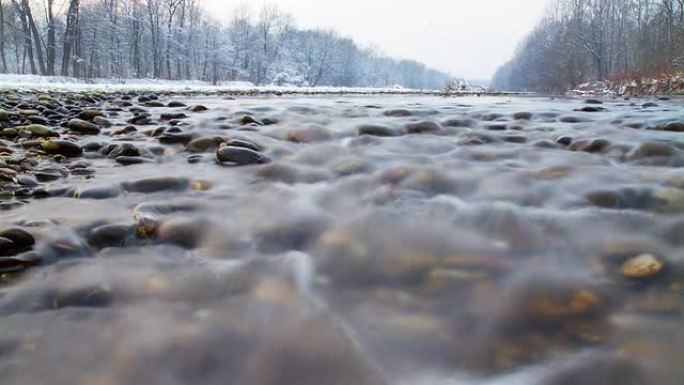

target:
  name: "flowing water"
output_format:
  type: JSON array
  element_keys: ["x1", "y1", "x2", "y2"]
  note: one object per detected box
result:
[{"x1": 1, "y1": 94, "x2": 683, "y2": 384}]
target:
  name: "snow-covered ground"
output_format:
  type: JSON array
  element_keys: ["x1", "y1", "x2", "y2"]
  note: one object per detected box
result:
[
  {"x1": 0, "y1": 74, "x2": 432, "y2": 94},
  {"x1": 0, "y1": 74, "x2": 521, "y2": 95}
]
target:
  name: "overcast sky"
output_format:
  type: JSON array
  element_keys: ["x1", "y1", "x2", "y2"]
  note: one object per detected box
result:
[{"x1": 203, "y1": 0, "x2": 551, "y2": 80}]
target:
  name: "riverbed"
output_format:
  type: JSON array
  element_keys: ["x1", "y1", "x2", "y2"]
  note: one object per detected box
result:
[{"x1": 1, "y1": 93, "x2": 683, "y2": 384}]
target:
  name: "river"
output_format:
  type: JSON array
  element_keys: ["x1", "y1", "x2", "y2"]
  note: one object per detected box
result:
[{"x1": 0, "y1": 93, "x2": 683, "y2": 384}]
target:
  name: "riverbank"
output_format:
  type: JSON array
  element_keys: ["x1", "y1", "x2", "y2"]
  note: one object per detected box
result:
[{"x1": 0, "y1": 74, "x2": 524, "y2": 97}]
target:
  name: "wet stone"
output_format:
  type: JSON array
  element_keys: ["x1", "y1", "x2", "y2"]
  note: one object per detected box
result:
[
  {"x1": 123, "y1": 177, "x2": 190, "y2": 193},
  {"x1": 569, "y1": 138, "x2": 611, "y2": 153},
  {"x1": 575, "y1": 106, "x2": 605, "y2": 112},
  {"x1": 127, "y1": 115, "x2": 153, "y2": 125},
  {"x1": 186, "y1": 137, "x2": 225, "y2": 153},
  {"x1": 620, "y1": 254, "x2": 665, "y2": 280},
  {"x1": 168, "y1": 101, "x2": 187, "y2": 108},
  {"x1": 513, "y1": 112, "x2": 533, "y2": 120},
  {"x1": 113, "y1": 126, "x2": 137, "y2": 136},
  {"x1": 41, "y1": 140, "x2": 83, "y2": 157},
  {"x1": 93, "y1": 116, "x2": 112, "y2": 127},
  {"x1": 116, "y1": 156, "x2": 153, "y2": 166},
  {"x1": 75, "y1": 184, "x2": 123, "y2": 199},
  {"x1": 190, "y1": 105, "x2": 209, "y2": 112},
  {"x1": 106, "y1": 143, "x2": 141, "y2": 158},
  {"x1": 67, "y1": 119, "x2": 101, "y2": 135},
  {"x1": 0, "y1": 228, "x2": 35, "y2": 250},
  {"x1": 160, "y1": 112, "x2": 188, "y2": 121},
  {"x1": 385, "y1": 109, "x2": 412, "y2": 117},
  {"x1": 406, "y1": 121, "x2": 442, "y2": 134},
  {"x1": 89, "y1": 224, "x2": 134, "y2": 249},
  {"x1": 216, "y1": 146, "x2": 270, "y2": 166},
  {"x1": 556, "y1": 136, "x2": 573, "y2": 146},
  {"x1": 224, "y1": 138, "x2": 265, "y2": 152},
  {"x1": 78, "y1": 109, "x2": 104, "y2": 121},
  {"x1": 657, "y1": 122, "x2": 684, "y2": 132},
  {"x1": 240, "y1": 115, "x2": 263, "y2": 126},
  {"x1": 15, "y1": 124, "x2": 57, "y2": 137},
  {"x1": 0, "y1": 236, "x2": 17, "y2": 257},
  {"x1": 358, "y1": 124, "x2": 400, "y2": 137},
  {"x1": 0, "y1": 251, "x2": 42, "y2": 274},
  {"x1": 159, "y1": 132, "x2": 194, "y2": 145}
]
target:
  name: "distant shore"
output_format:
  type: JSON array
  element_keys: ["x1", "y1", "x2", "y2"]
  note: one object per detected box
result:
[{"x1": 0, "y1": 74, "x2": 527, "y2": 97}]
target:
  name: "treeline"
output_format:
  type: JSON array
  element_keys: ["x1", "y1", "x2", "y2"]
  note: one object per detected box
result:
[
  {"x1": 0, "y1": 0, "x2": 452, "y2": 89},
  {"x1": 493, "y1": 0, "x2": 684, "y2": 91}
]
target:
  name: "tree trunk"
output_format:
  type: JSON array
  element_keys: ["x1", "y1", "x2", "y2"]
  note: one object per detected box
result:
[
  {"x1": 22, "y1": 0, "x2": 46, "y2": 75},
  {"x1": 62, "y1": 0, "x2": 80, "y2": 76},
  {"x1": 12, "y1": 0, "x2": 36, "y2": 75},
  {"x1": 46, "y1": 0, "x2": 56, "y2": 75},
  {"x1": 0, "y1": 0, "x2": 7, "y2": 72}
]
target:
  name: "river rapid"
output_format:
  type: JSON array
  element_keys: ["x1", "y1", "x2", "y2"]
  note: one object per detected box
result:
[{"x1": 1, "y1": 93, "x2": 683, "y2": 385}]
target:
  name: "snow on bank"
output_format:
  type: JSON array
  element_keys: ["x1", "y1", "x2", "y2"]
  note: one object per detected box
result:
[
  {"x1": 0, "y1": 74, "x2": 522, "y2": 96},
  {"x1": 0, "y1": 74, "x2": 428, "y2": 94}
]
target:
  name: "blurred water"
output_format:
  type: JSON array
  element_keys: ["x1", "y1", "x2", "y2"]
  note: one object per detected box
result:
[{"x1": 1, "y1": 95, "x2": 683, "y2": 384}]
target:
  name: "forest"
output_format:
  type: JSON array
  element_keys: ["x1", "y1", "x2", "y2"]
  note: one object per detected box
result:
[
  {"x1": 0, "y1": 0, "x2": 452, "y2": 89},
  {"x1": 493, "y1": 0, "x2": 684, "y2": 91}
]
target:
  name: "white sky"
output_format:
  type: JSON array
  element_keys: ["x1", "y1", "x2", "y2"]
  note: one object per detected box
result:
[{"x1": 202, "y1": 0, "x2": 551, "y2": 80}]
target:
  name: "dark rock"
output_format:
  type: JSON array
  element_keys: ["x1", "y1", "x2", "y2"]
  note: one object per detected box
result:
[
  {"x1": 112, "y1": 126, "x2": 137, "y2": 135},
  {"x1": 186, "y1": 136, "x2": 225, "y2": 153},
  {"x1": 240, "y1": 115, "x2": 263, "y2": 125},
  {"x1": 487, "y1": 124, "x2": 507, "y2": 131},
  {"x1": 67, "y1": 118, "x2": 101, "y2": 134},
  {"x1": 585, "y1": 99, "x2": 604, "y2": 104},
  {"x1": 123, "y1": 177, "x2": 190, "y2": 193},
  {"x1": 41, "y1": 140, "x2": 83, "y2": 157},
  {"x1": 93, "y1": 116, "x2": 112, "y2": 127},
  {"x1": 224, "y1": 138, "x2": 265, "y2": 152},
  {"x1": 78, "y1": 109, "x2": 104, "y2": 121},
  {"x1": 384, "y1": 109, "x2": 412, "y2": 117},
  {"x1": 0, "y1": 251, "x2": 42, "y2": 273},
  {"x1": 160, "y1": 112, "x2": 188, "y2": 121},
  {"x1": 575, "y1": 106, "x2": 605, "y2": 112},
  {"x1": 358, "y1": 124, "x2": 400, "y2": 137},
  {"x1": 630, "y1": 142, "x2": 676, "y2": 159},
  {"x1": 513, "y1": 112, "x2": 533, "y2": 120},
  {"x1": 75, "y1": 185, "x2": 123, "y2": 199},
  {"x1": 569, "y1": 138, "x2": 610, "y2": 153},
  {"x1": 159, "y1": 132, "x2": 194, "y2": 145},
  {"x1": 168, "y1": 101, "x2": 187, "y2": 108},
  {"x1": 556, "y1": 136, "x2": 573, "y2": 146},
  {"x1": 657, "y1": 122, "x2": 684, "y2": 132},
  {"x1": 190, "y1": 105, "x2": 209, "y2": 112},
  {"x1": 127, "y1": 115, "x2": 153, "y2": 125},
  {"x1": 107, "y1": 143, "x2": 141, "y2": 158},
  {"x1": 0, "y1": 228, "x2": 35, "y2": 249},
  {"x1": 586, "y1": 188, "x2": 660, "y2": 210},
  {"x1": 216, "y1": 146, "x2": 270, "y2": 165},
  {"x1": 406, "y1": 121, "x2": 442, "y2": 134},
  {"x1": 0, "y1": 236, "x2": 17, "y2": 256},
  {"x1": 144, "y1": 101, "x2": 166, "y2": 108},
  {"x1": 89, "y1": 224, "x2": 134, "y2": 249},
  {"x1": 27, "y1": 115, "x2": 49, "y2": 125},
  {"x1": 116, "y1": 156, "x2": 153, "y2": 166},
  {"x1": 442, "y1": 118, "x2": 475, "y2": 127}
]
